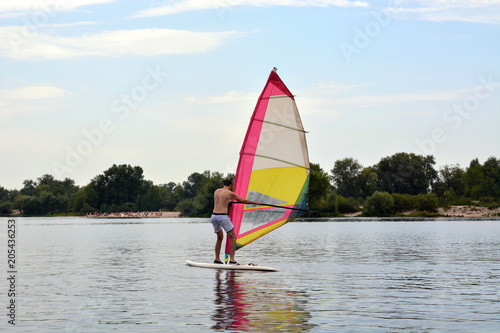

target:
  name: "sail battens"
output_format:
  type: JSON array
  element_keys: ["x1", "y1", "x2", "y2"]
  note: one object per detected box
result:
[
  {"x1": 225, "y1": 69, "x2": 310, "y2": 255},
  {"x1": 248, "y1": 118, "x2": 307, "y2": 133},
  {"x1": 262, "y1": 120, "x2": 307, "y2": 133},
  {"x1": 254, "y1": 154, "x2": 309, "y2": 169},
  {"x1": 240, "y1": 152, "x2": 310, "y2": 169},
  {"x1": 259, "y1": 95, "x2": 290, "y2": 100}
]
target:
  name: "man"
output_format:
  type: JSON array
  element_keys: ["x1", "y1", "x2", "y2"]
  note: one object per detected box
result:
[{"x1": 212, "y1": 179, "x2": 261, "y2": 265}]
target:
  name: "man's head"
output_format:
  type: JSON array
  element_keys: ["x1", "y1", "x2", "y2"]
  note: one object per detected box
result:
[{"x1": 223, "y1": 179, "x2": 233, "y2": 187}]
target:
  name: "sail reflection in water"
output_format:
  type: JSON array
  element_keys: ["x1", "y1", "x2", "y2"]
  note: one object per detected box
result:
[{"x1": 212, "y1": 270, "x2": 314, "y2": 331}]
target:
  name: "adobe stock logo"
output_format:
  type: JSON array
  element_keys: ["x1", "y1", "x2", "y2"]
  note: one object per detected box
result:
[
  {"x1": 415, "y1": 75, "x2": 498, "y2": 155},
  {"x1": 52, "y1": 66, "x2": 167, "y2": 178},
  {"x1": 212, "y1": 0, "x2": 235, "y2": 21},
  {"x1": 8, "y1": 0, "x2": 71, "y2": 55},
  {"x1": 340, "y1": 10, "x2": 392, "y2": 64}
]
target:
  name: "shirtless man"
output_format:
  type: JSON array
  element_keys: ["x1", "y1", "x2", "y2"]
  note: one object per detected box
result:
[{"x1": 212, "y1": 179, "x2": 261, "y2": 265}]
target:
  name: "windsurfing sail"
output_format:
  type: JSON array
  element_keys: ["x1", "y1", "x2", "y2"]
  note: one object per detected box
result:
[{"x1": 225, "y1": 68, "x2": 310, "y2": 257}]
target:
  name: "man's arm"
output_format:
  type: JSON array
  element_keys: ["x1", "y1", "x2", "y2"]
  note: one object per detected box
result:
[{"x1": 230, "y1": 192, "x2": 261, "y2": 205}]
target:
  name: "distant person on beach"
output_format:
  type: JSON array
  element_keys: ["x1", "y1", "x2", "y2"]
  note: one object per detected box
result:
[{"x1": 211, "y1": 179, "x2": 261, "y2": 265}]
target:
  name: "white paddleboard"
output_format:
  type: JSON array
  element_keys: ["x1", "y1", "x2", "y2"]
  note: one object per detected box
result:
[{"x1": 186, "y1": 260, "x2": 279, "y2": 272}]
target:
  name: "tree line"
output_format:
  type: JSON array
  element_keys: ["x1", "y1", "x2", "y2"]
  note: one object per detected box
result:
[
  {"x1": 313, "y1": 153, "x2": 500, "y2": 216},
  {"x1": 0, "y1": 152, "x2": 499, "y2": 217}
]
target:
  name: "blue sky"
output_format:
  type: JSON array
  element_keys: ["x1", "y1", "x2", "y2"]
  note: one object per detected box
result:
[{"x1": 1, "y1": 0, "x2": 499, "y2": 190}]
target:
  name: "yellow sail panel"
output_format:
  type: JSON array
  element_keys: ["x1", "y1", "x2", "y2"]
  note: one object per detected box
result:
[{"x1": 247, "y1": 167, "x2": 308, "y2": 205}]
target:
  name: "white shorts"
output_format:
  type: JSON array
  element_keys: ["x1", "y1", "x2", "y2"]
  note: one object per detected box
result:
[{"x1": 211, "y1": 214, "x2": 234, "y2": 233}]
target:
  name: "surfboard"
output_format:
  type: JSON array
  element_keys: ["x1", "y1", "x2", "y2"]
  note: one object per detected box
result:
[{"x1": 186, "y1": 260, "x2": 279, "y2": 272}]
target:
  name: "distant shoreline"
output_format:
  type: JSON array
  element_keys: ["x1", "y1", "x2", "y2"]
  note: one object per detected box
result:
[
  {"x1": 85, "y1": 211, "x2": 181, "y2": 218},
  {"x1": 5, "y1": 206, "x2": 500, "y2": 218},
  {"x1": 344, "y1": 205, "x2": 500, "y2": 218},
  {"x1": 6, "y1": 210, "x2": 181, "y2": 218}
]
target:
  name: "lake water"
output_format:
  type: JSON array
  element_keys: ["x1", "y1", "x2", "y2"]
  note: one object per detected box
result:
[{"x1": 1, "y1": 217, "x2": 499, "y2": 332}]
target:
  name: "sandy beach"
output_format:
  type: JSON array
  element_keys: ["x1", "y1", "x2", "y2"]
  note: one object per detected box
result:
[
  {"x1": 437, "y1": 206, "x2": 500, "y2": 217},
  {"x1": 344, "y1": 205, "x2": 500, "y2": 218},
  {"x1": 86, "y1": 211, "x2": 181, "y2": 218}
]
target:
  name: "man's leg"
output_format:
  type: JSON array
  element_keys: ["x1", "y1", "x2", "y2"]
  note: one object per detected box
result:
[
  {"x1": 227, "y1": 229, "x2": 236, "y2": 262},
  {"x1": 215, "y1": 230, "x2": 224, "y2": 262}
]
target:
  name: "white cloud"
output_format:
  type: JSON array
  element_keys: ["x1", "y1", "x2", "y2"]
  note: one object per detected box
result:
[
  {"x1": 0, "y1": 85, "x2": 68, "y2": 100},
  {"x1": 0, "y1": 0, "x2": 117, "y2": 15},
  {"x1": 297, "y1": 81, "x2": 500, "y2": 119},
  {"x1": 336, "y1": 89, "x2": 465, "y2": 108},
  {"x1": 0, "y1": 27, "x2": 242, "y2": 60},
  {"x1": 306, "y1": 81, "x2": 366, "y2": 96},
  {"x1": 206, "y1": 90, "x2": 257, "y2": 104},
  {"x1": 134, "y1": 0, "x2": 369, "y2": 18},
  {"x1": 387, "y1": 0, "x2": 500, "y2": 24},
  {"x1": 44, "y1": 21, "x2": 100, "y2": 28},
  {"x1": 0, "y1": 85, "x2": 70, "y2": 119}
]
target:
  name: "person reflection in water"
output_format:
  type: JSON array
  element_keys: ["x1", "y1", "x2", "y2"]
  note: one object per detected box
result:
[
  {"x1": 211, "y1": 179, "x2": 261, "y2": 265},
  {"x1": 211, "y1": 270, "x2": 315, "y2": 331},
  {"x1": 212, "y1": 270, "x2": 249, "y2": 331}
]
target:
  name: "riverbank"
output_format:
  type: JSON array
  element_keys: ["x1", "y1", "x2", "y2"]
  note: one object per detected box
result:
[
  {"x1": 6, "y1": 206, "x2": 500, "y2": 219},
  {"x1": 344, "y1": 205, "x2": 500, "y2": 218},
  {"x1": 86, "y1": 210, "x2": 181, "y2": 218},
  {"x1": 6, "y1": 210, "x2": 181, "y2": 218},
  {"x1": 437, "y1": 205, "x2": 500, "y2": 217}
]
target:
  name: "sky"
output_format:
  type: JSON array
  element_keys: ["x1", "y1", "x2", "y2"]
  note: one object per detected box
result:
[{"x1": 1, "y1": 0, "x2": 499, "y2": 190}]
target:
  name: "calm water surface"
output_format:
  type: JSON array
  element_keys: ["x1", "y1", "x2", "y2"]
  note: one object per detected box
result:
[{"x1": 1, "y1": 217, "x2": 499, "y2": 332}]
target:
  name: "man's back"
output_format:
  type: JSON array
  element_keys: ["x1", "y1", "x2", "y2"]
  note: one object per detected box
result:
[{"x1": 213, "y1": 188, "x2": 233, "y2": 214}]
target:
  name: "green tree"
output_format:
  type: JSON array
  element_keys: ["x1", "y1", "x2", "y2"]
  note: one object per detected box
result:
[
  {"x1": 392, "y1": 193, "x2": 415, "y2": 213},
  {"x1": 85, "y1": 188, "x2": 98, "y2": 209},
  {"x1": 37, "y1": 174, "x2": 55, "y2": 186},
  {"x1": 71, "y1": 189, "x2": 86, "y2": 213},
  {"x1": 71, "y1": 185, "x2": 98, "y2": 214},
  {"x1": 433, "y1": 164, "x2": 465, "y2": 197},
  {"x1": 119, "y1": 202, "x2": 137, "y2": 212},
  {"x1": 0, "y1": 186, "x2": 9, "y2": 202},
  {"x1": 316, "y1": 191, "x2": 338, "y2": 215},
  {"x1": 91, "y1": 164, "x2": 145, "y2": 210},
  {"x1": 464, "y1": 158, "x2": 486, "y2": 199},
  {"x1": 176, "y1": 171, "x2": 227, "y2": 216},
  {"x1": 13, "y1": 195, "x2": 30, "y2": 213},
  {"x1": 337, "y1": 195, "x2": 359, "y2": 214},
  {"x1": 177, "y1": 199, "x2": 195, "y2": 216},
  {"x1": 62, "y1": 178, "x2": 77, "y2": 196},
  {"x1": 331, "y1": 158, "x2": 363, "y2": 198},
  {"x1": 39, "y1": 192, "x2": 59, "y2": 214},
  {"x1": 415, "y1": 194, "x2": 438, "y2": 212},
  {"x1": 161, "y1": 182, "x2": 182, "y2": 211},
  {"x1": 0, "y1": 201, "x2": 11, "y2": 214},
  {"x1": 20, "y1": 179, "x2": 36, "y2": 196},
  {"x1": 138, "y1": 181, "x2": 163, "y2": 211},
  {"x1": 309, "y1": 163, "x2": 332, "y2": 210},
  {"x1": 182, "y1": 171, "x2": 211, "y2": 199},
  {"x1": 363, "y1": 191, "x2": 395, "y2": 216},
  {"x1": 376, "y1": 153, "x2": 437, "y2": 195},
  {"x1": 482, "y1": 156, "x2": 500, "y2": 198},
  {"x1": 0, "y1": 187, "x2": 13, "y2": 215},
  {"x1": 357, "y1": 167, "x2": 378, "y2": 198},
  {"x1": 7, "y1": 189, "x2": 19, "y2": 203},
  {"x1": 23, "y1": 196, "x2": 40, "y2": 215}
]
